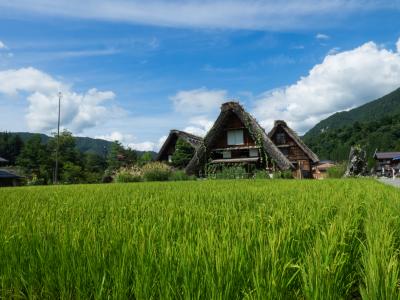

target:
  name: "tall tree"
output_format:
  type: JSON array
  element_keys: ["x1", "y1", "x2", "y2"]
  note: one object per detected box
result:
[
  {"x1": 17, "y1": 134, "x2": 51, "y2": 182},
  {"x1": 171, "y1": 138, "x2": 194, "y2": 168}
]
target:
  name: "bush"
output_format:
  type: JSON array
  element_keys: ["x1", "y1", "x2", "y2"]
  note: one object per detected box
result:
[
  {"x1": 208, "y1": 165, "x2": 248, "y2": 180},
  {"x1": 142, "y1": 162, "x2": 172, "y2": 181},
  {"x1": 327, "y1": 163, "x2": 347, "y2": 178},
  {"x1": 114, "y1": 166, "x2": 143, "y2": 183},
  {"x1": 170, "y1": 170, "x2": 195, "y2": 181},
  {"x1": 253, "y1": 170, "x2": 270, "y2": 179},
  {"x1": 272, "y1": 170, "x2": 293, "y2": 179}
]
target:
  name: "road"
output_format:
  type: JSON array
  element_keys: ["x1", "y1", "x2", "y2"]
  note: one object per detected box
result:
[{"x1": 378, "y1": 178, "x2": 400, "y2": 188}]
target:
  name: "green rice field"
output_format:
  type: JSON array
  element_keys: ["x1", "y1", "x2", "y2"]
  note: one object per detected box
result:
[{"x1": 0, "y1": 179, "x2": 400, "y2": 299}]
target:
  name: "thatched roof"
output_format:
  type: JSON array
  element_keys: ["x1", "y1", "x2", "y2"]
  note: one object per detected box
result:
[
  {"x1": 156, "y1": 130, "x2": 203, "y2": 161},
  {"x1": 268, "y1": 120, "x2": 319, "y2": 163},
  {"x1": 185, "y1": 102, "x2": 294, "y2": 175}
]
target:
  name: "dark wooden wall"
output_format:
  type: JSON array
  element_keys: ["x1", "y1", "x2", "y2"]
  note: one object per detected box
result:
[{"x1": 211, "y1": 113, "x2": 256, "y2": 149}]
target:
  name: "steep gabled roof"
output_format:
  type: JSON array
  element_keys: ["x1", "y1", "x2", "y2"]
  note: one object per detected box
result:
[
  {"x1": 156, "y1": 130, "x2": 203, "y2": 161},
  {"x1": 0, "y1": 169, "x2": 22, "y2": 179},
  {"x1": 268, "y1": 120, "x2": 319, "y2": 163},
  {"x1": 185, "y1": 102, "x2": 294, "y2": 174},
  {"x1": 373, "y1": 151, "x2": 400, "y2": 160}
]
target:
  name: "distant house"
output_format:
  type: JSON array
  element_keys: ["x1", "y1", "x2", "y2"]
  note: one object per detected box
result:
[
  {"x1": 0, "y1": 169, "x2": 23, "y2": 187},
  {"x1": 156, "y1": 130, "x2": 203, "y2": 164},
  {"x1": 0, "y1": 156, "x2": 8, "y2": 164},
  {"x1": 373, "y1": 151, "x2": 400, "y2": 177},
  {"x1": 268, "y1": 120, "x2": 319, "y2": 178},
  {"x1": 312, "y1": 160, "x2": 336, "y2": 179}
]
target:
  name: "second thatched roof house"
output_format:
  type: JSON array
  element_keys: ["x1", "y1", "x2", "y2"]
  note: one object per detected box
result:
[{"x1": 156, "y1": 130, "x2": 203, "y2": 164}]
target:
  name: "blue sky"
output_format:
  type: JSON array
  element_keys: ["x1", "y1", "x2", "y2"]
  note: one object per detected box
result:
[{"x1": 1, "y1": 0, "x2": 400, "y2": 150}]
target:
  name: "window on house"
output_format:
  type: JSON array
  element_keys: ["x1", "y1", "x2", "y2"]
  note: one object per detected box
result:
[
  {"x1": 168, "y1": 155, "x2": 172, "y2": 163},
  {"x1": 227, "y1": 130, "x2": 244, "y2": 145},
  {"x1": 249, "y1": 149, "x2": 259, "y2": 157},
  {"x1": 280, "y1": 148, "x2": 289, "y2": 156},
  {"x1": 276, "y1": 133, "x2": 286, "y2": 145},
  {"x1": 223, "y1": 151, "x2": 232, "y2": 159}
]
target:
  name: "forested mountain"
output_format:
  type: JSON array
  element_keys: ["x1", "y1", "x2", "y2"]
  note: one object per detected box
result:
[
  {"x1": 304, "y1": 88, "x2": 400, "y2": 140},
  {"x1": 303, "y1": 88, "x2": 400, "y2": 162},
  {"x1": 10, "y1": 132, "x2": 156, "y2": 158}
]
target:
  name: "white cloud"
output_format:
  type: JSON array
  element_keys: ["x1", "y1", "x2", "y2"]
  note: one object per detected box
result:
[
  {"x1": 0, "y1": 0, "x2": 395, "y2": 30},
  {"x1": 254, "y1": 39, "x2": 400, "y2": 134},
  {"x1": 0, "y1": 67, "x2": 116, "y2": 133},
  {"x1": 316, "y1": 33, "x2": 330, "y2": 40},
  {"x1": 171, "y1": 87, "x2": 227, "y2": 114},
  {"x1": 0, "y1": 40, "x2": 6, "y2": 49},
  {"x1": 183, "y1": 116, "x2": 214, "y2": 137},
  {"x1": 397, "y1": 38, "x2": 400, "y2": 52},
  {"x1": 96, "y1": 131, "x2": 160, "y2": 152}
]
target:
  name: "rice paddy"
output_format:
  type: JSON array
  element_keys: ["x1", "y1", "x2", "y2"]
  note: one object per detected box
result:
[{"x1": 0, "y1": 179, "x2": 399, "y2": 299}]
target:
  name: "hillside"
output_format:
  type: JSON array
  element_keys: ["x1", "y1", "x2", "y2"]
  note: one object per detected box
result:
[
  {"x1": 304, "y1": 88, "x2": 400, "y2": 140},
  {"x1": 303, "y1": 88, "x2": 400, "y2": 162},
  {"x1": 11, "y1": 132, "x2": 157, "y2": 158}
]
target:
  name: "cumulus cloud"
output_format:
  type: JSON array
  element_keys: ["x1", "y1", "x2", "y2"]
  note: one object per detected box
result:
[
  {"x1": 96, "y1": 131, "x2": 163, "y2": 152},
  {"x1": 254, "y1": 39, "x2": 400, "y2": 133},
  {"x1": 0, "y1": 40, "x2": 6, "y2": 49},
  {"x1": 0, "y1": 0, "x2": 395, "y2": 30},
  {"x1": 171, "y1": 87, "x2": 227, "y2": 114},
  {"x1": 397, "y1": 38, "x2": 400, "y2": 52},
  {"x1": 0, "y1": 67, "x2": 116, "y2": 133},
  {"x1": 184, "y1": 116, "x2": 214, "y2": 137}
]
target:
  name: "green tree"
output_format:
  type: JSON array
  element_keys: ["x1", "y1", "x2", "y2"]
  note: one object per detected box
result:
[
  {"x1": 171, "y1": 138, "x2": 194, "y2": 168},
  {"x1": 17, "y1": 135, "x2": 51, "y2": 182},
  {"x1": 106, "y1": 141, "x2": 125, "y2": 170},
  {"x1": 0, "y1": 133, "x2": 24, "y2": 164},
  {"x1": 48, "y1": 130, "x2": 82, "y2": 184},
  {"x1": 138, "y1": 152, "x2": 153, "y2": 166}
]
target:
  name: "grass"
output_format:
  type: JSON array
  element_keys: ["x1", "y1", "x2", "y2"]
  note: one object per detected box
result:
[{"x1": 0, "y1": 179, "x2": 399, "y2": 299}]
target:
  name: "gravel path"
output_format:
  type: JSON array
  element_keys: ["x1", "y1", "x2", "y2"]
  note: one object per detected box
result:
[{"x1": 378, "y1": 178, "x2": 400, "y2": 188}]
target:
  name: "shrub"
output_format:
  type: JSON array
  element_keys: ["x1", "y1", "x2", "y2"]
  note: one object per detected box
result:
[
  {"x1": 272, "y1": 170, "x2": 293, "y2": 179},
  {"x1": 143, "y1": 162, "x2": 172, "y2": 181},
  {"x1": 171, "y1": 138, "x2": 194, "y2": 168},
  {"x1": 253, "y1": 170, "x2": 270, "y2": 179},
  {"x1": 170, "y1": 170, "x2": 195, "y2": 181},
  {"x1": 208, "y1": 165, "x2": 248, "y2": 180},
  {"x1": 114, "y1": 166, "x2": 143, "y2": 183},
  {"x1": 327, "y1": 163, "x2": 347, "y2": 178}
]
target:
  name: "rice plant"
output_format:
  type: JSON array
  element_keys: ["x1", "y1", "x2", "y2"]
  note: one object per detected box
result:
[{"x1": 0, "y1": 179, "x2": 399, "y2": 299}]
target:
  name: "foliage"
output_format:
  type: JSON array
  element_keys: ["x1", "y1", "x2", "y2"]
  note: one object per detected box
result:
[
  {"x1": 114, "y1": 166, "x2": 143, "y2": 183},
  {"x1": 16, "y1": 134, "x2": 51, "y2": 183},
  {"x1": 207, "y1": 164, "x2": 248, "y2": 179},
  {"x1": 138, "y1": 152, "x2": 153, "y2": 166},
  {"x1": 305, "y1": 87, "x2": 400, "y2": 140},
  {"x1": 171, "y1": 138, "x2": 194, "y2": 168},
  {"x1": 304, "y1": 88, "x2": 400, "y2": 162},
  {"x1": 272, "y1": 170, "x2": 294, "y2": 179},
  {"x1": 253, "y1": 170, "x2": 270, "y2": 179},
  {"x1": 169, "y1": 170, "x2": 195, "y2": 181},
  {"x1": 0, "y1": 180, "x2": 399, "y2": 298},
  {"x1": 327, "y1": 163, "x2": 347, "y2": 178},
  {"x1": 142, "y1": 162, "x2": 172, "y2": 181},
  {"x1": 0, "y1": 132, "x2": 24, "y2": 165}
]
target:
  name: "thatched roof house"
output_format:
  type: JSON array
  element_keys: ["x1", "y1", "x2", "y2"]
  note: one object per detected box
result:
[
  {"x1": 185, "y1": 102, "x2": 294, "y2": 175},
  {"x1": 268, "y1": 120, "x2": 319, "y2": 178},
  {"x1": 156, "y1": 130, "x2": 203, "y2": 163}
]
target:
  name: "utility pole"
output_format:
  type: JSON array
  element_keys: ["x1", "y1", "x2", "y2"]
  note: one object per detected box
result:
[{"x1": 54, "y1": 92, "x2": 62, "y2": 184}]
